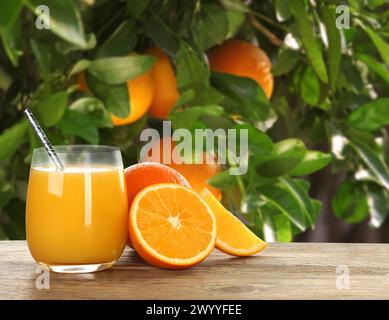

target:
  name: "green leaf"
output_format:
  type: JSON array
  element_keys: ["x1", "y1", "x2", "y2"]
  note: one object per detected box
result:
[
  {"x1": 36, "y1": 91, "x2": 68, "y2": 127},
  {"x1": 96, "y1": 20, "x2": 137, "y2": 58},
  {"x1": 277, "y1": 178, "x2": 318, "y2": 227},
  {"x1": 192, "y1": 4, "x2": 229, "y2": 51},
  {"x1": 241, "y1": 191, "x2": 265, "y2": 214},
  {"x1": 366, "y1": 183, "x2": 389, "y2": 228},
  {"x1": 290, "y1": 150, "x2": 332, "y2": 176},
  {"x1": 367, "y1": 0, "x2": 387, "y2": 6},
  {"x1": 30, "y1": 39, "x2": 51, "y2": 80},
  {"x1": 262, "y1": 203, "x2": 294, "y2": 242},
  {"x1": 300, "y1": 66, "x2": 320, "y2": 106},
  {"x1": 170, "y1": 89, "x2": 196, "y2": 111},
  {"x1": 350, "y1": 141, "x2": 389, "y2": 190},
  {"x1": 219, "y1": 0, "x2": 249, "y2": 13},
  {"x1": 275, "y1": 0, "x2": 291, "y2": 21},
  {"x1": 210, "y1": 72, "x2": 271, "y2": 121},
  {"x1": 0, "y1": 120, "x2": 28, "y2": 161},
  {"x1": 170, "y1": 105, "x2": 223, "y2": 130},
  {"x1": 346, "y1": 98, "x2": 389, "y2": 131},
  {"x1": 258, "y1": 184, "x2": 306, "y2": 231},
  {"x1": 225, "y1": 9, "x2": 245, "y2": 39},
  {"x1": 0, "y1": 0, "x2": 23, "y2": 30},
  {"x1": 272, "y1": 213, "x2": 293, "y2": 242},
  {"x1": 361, "y1": 24, "x2": 389, "y2": 65},
  {"x1": 256, "y1": 139, "x2": 307, "y2": 178},
  {"x1": 201, "y1": 114, "x2": 234, "y2": 131},
  {"x1": 55, "y1": 33, "x2": 96, "y2": 54},
  {"x1": 126, "y1": 0, "x2": 150, "y2": 18},
  {"x1": 357, "y1": 54, "x2": 389, "y2": 85},
  {"x1": 142, "y1": 9, "x2": 178, "y2": 56},
  {"x1": 338, "y1": 57, "x2": 364, "y2": 92},
  {"x1": 289, "y1": 0, "x2": 328, "y2": 83},
  {"x1": 208, "y1": 169, "x2": 238, "y2": 191},
  {"x1": 272, "y1": 48, "x2": 300, "y2": 76},
  {"x1": 176, "y1": 43, "x2": 209, "y2": 89},
  {"x1": 0, "y1": 65, "x2": 12, "y2": 91},
  {"x1": 0, "y1": 16, "x2": 22, "y2": 66},
  {"x1": 69, "y1": 97, "x2": 112, "y2": 128},
  {"x1": 57, "y1": 110, "x2": 99, "y2": 144},
  {"x1": 332, "y1": 180, "x2": 368, "y2": 223},
  {"x1": 322, "y1": 5, "x2": 341, "y2": 91},
  {"x1": 105, "y1": 86, "x2": 129, "y2": 118},
  {"x1": 312, "y1": 199, "x2": 322, "y2": 222},
  {"x1": 234, "y1": 123, "x2": 274, "y2": 156},
  {"x1": 88, "y1": 55, "x2": 155, "y2": 85},
  {"x1": 181, "y1": 82, "x2": 224, "y2": 106},
  {"x1": 69, "y1": 59, "x2": 90, "y2": 76},
  {"x1": 86, "y1": 72, "x2": 130, "y2": 118},
  {"x1": 27, "y1": 0, "x2": 88, "y2": 48}
]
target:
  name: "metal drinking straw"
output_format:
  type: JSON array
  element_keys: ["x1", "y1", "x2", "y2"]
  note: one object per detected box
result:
[{"x1": 24, "y1": 108, "x2": 65, "y2": 171}]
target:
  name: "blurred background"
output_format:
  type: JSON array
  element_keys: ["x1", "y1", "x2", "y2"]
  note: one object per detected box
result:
[{"x1": 0, "y1": 0, "x2": 388, "y2": 243}]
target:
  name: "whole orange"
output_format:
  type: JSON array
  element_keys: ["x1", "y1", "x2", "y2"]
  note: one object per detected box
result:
[
  {"x1": 110, "y1": 70, "x2": 154, "y2": 126},
  {"x1": 141, "y1": 137, "x2": 222, "y2": 200},
  {"x1": 124, "y1": 162, "x2": 190, "y2": 205},
  {"x1": 144, "y1": 46, "x2": 179, "y2": 119},
  {"x1": 124, "y1": 162, "x2": 190, "y2": 248},
  {"x1": 76, "y1": 53, "x2": 154, "y2": 126},
  {"x1": 208, "y1": 39, "x2": 274, "y2": 98}
]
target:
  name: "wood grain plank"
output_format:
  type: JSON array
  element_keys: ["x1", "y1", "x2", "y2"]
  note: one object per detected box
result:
[{"x1": 1, "y1": 241, "x2": 389, "y2": 299}]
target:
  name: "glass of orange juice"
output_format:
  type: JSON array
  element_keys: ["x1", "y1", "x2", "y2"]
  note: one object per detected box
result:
[{"x1": 26, "y1": 145, "x2": 128, "y2": 273}]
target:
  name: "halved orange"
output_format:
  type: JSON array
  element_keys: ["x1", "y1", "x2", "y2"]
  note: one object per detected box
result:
[
  {"x1": 124, "y1": 162, "x2": 190, "y2": 248},
  {"x1": 200, "y1": 188, "x2": 267, "y2": 256},
  {"x1": 129, "y1": 183, "x2": 216, "y2": 269}
]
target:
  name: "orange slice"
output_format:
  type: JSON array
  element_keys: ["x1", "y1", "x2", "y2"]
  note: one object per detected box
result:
[
  {"x1": 129, "y1": 183, "x2": 216, "y2": 269},
  {"x1": 200, "y1": 188, "x2": 267, "y2": 256}
]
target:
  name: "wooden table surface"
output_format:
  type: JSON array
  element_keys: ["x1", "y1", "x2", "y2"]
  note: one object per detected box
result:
[{"x1": 1, "y1": 241, "x2": 389, "y2": 299}]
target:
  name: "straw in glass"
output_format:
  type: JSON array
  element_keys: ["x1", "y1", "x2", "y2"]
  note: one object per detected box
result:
[{"x1": 24, "y1": 108, "x2": 65, "y2": 171}]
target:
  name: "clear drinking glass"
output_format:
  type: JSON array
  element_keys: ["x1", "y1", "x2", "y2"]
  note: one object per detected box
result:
[{"x1": 26, "y1": 145, "x2": 128, "y2": 273}]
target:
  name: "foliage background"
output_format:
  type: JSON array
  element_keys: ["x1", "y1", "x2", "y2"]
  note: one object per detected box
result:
[{"x1": 0, "y1": 0, "x2": 388, "y2": 242}]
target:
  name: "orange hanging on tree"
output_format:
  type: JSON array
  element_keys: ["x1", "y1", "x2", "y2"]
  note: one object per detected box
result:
[
  {"x1": 110, "y1": 70, "x2": 154, "y2": 126},
  {"x1": 208, "y1": 39, "x2": 274, "y2": 99},
  {"x1": 141, "y1": 137, "x2": 222, "y2": 200},
  {"x1": 77, "y1": 53, "x2": 154, "y2": 126},
  {"x1": 144, "y1": 46, "x2": 180, "y2": 119}
]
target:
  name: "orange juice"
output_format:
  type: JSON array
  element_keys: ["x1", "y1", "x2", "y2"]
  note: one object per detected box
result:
[{"x1": 26, "y1": 165, "x2": 128, "y2": 267}]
